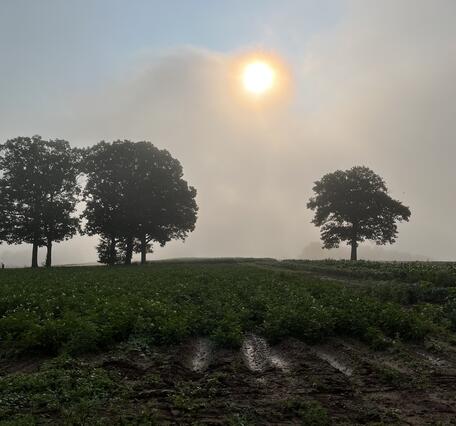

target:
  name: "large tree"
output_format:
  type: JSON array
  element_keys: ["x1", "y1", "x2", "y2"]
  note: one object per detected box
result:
[
  {"x1": 307, "y1": 166, "x2": 411, "y2": 261},
  {"x1": 82, "y1": 140, "x2": 198, "y2": 265},
  {"x1": 0, "y1": 136, "x2": 80, "y2": 267}
]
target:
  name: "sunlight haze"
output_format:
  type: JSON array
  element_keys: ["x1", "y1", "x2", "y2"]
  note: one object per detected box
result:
[{"x1": 1, "y1": 0, "x2": 455, "y2": 265}]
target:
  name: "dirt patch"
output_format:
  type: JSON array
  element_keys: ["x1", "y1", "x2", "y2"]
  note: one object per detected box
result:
[
  {"x1": 419, "y1": 352, "x2": 448, "y2": 367},
  {"x1": 0, "y1": 355, "x2": 48, "y2": 376},
  {"x1": 102, "y1": 358, "x2": 146, "y2": 380}
]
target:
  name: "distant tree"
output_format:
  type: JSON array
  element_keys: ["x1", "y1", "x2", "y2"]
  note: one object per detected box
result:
[
  {"x1": 0, "y1": 136, "x2": 80, "y2": 267},
  {"x1": 307, "y1": 166, "x2": 411, "y2": 261},
  {"x1": 96, "y1": 234, "x2": 122, "y2": 265},
  {"x1": 82, "y1": 140, "x2": 198, "y2": 265}
]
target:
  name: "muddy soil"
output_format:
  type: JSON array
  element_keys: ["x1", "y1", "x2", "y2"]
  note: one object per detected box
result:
[
  {"x1": 95, "y1": 336, "x2": 456, "y2": 423},
  {"x1": 2, "y1": 336, "x2": 456, "y2": 424}
]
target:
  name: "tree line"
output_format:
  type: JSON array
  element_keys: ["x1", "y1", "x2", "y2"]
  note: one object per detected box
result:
[
  {"x1": 0, "y1": 136, "x2": 198, "y2": 267},
  {"x1": 0, "y1": 136, "x2": 411, "y2": 266}
]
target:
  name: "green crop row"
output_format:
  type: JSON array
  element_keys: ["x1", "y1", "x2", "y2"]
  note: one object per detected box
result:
[
  {"x1": 279, "y1": 259, "x2": 456, "y2": 287},
  {"x1": 0, "y1": 262, "x2": 452, "y2": 357}
]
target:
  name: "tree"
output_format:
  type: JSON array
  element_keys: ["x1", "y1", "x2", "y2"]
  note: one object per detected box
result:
[
  {"x1": 81, "y1": 140, "x2": 198, "y2": 265},
  {"x1": 307, "y1": 166, "x2": 411, "y2": 261},
  {"x1": 0, "y1": 136, "x2": 80, "y2": 267},
  {"x1": 95, "y1": 234, "x2": 123, "y2": 265}
]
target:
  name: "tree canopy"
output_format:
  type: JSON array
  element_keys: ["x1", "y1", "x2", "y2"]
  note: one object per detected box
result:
[
  {"x1": 307, "y1": 166, "x2": 411, "y2": 260},
  {"x1": 81, "y1": 140, "x2": 198, "y2": 265},
  {"x1": 0, "y1": 136, "x2": 80, "y2": 267}
]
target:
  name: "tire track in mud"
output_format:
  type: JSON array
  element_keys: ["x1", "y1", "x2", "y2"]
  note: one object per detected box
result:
[
  {"x1": 269, "y1": 350, "x2": 290, "y2": 373},
  {"x1": 182, "y1": 337, "x2": 213, "y2": 372},
  {"x1": 70, "y1": 335, "x2": 456, "y2": 424},
  {"x1": 332, "y1": 339, "x2": 456, "y2": 423},
  {"x1": 241, "y1": 334, "x2": 270, "y2": 372},
  {"x1": 241, "y1": 334, "x2": 290, "y2": 373},
  {"x1": 191, "y1": 338, "x2": 213, "y2": 372},
  {"x1": 314, "y1": 349, "x2": 354, "y2": 377},
  {"x1": 182, "y1": 334, "x2": 292, "y2": 375},
  {"x1": 170, "y1": 335, "x2": 456, "y2": 423}
]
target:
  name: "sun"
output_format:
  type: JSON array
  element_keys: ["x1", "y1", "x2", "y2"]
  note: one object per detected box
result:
[{"x1": 242, "y1": 61, "x2": 275, "y2": 95}]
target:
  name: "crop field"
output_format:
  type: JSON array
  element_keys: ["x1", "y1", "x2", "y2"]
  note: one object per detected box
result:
[
  {"x1": 1, "y1": 260, "x2": 456, "y2": 424},
  {"x1": 278, "y1": 259, "x2": 456, "y2": 287}
]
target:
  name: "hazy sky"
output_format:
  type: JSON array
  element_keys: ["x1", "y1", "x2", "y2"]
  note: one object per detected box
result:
[{"x1": 1, "y1": 0, "x2": 455, "y2": 265}]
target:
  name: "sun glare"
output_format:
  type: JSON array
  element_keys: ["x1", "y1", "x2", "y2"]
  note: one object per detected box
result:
[{"x1": 242, "y1": 61, "x2": 275, "y2": 95}]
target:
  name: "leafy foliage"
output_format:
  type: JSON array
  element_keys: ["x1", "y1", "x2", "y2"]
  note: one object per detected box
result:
[
  {"x1": 307, "y1": 166, "x2": 411, "y2": 260},
  {"x1": 0, "y1": 356, "x2": 119, "y2": 422},
  {"x1": 0, "y1": 136, "x2": 80, "y2": 267},
  {"x1": 281, "y1": 259, "x2": 456, "y2": 287},
  {"x1": 0, "y1": 262, "x2": 444, "y2": 357},
  {"x1": 81, "y1": 140, "x2": 198, "y2": 265}
]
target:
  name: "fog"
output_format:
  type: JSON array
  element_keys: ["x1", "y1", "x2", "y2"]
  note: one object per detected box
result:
[{"x1": 1, "y1": 0, "x2": 455, "y2": 266}]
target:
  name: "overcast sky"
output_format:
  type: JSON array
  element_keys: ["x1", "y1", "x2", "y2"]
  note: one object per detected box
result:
[{"x1": 1, "y1": 0, "x2": 455, "y2": 266}]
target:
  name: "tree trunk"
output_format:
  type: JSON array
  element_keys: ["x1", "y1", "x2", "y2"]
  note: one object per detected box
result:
[
  {"x1": 45, "y1": 238, "x2": 52, "y2": 267},
  {"x1": 31, "y1": 242, "x2": 39, "y2": 268},
  {"x1": 140, "y1": 235, "x2": 147, "y2": 265},
  {"x1": 350, "y1": 241, "x2": 358, "y2": 261},
  {"x1": 124, "y1": 238, "x2": 133, "y2": 265},
  {"x1": 350, "y1": 221, "x2": 359, "y2": 261},
  {"x1": 108, "y1": 237, "x2": 117, "y2": 265}
]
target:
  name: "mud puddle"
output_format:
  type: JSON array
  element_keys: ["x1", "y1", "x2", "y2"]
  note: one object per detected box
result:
[
  {"x1": 269, "y1": 350, "x2": 290, "y2": 372},
  {"x1": 241, "y1": 334, "x2": 290, "y2": 373},
  {"x1": 315, "y1": 350, "x2": 353, "y2": 377},
  {"x1": 184, "y1": 338, "x2": 213, "y2": 372}
]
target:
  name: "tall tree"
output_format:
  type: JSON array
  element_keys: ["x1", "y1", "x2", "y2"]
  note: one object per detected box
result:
[
  {"x1": 307, "y1": 166, "x2": 411, "y2": 261},
  {"x1": 82, "y1": 140, "x2": 198, "y2": 265},
  {"x1": 0, "y1": 136, "x2": 80, "y2": 267}
]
